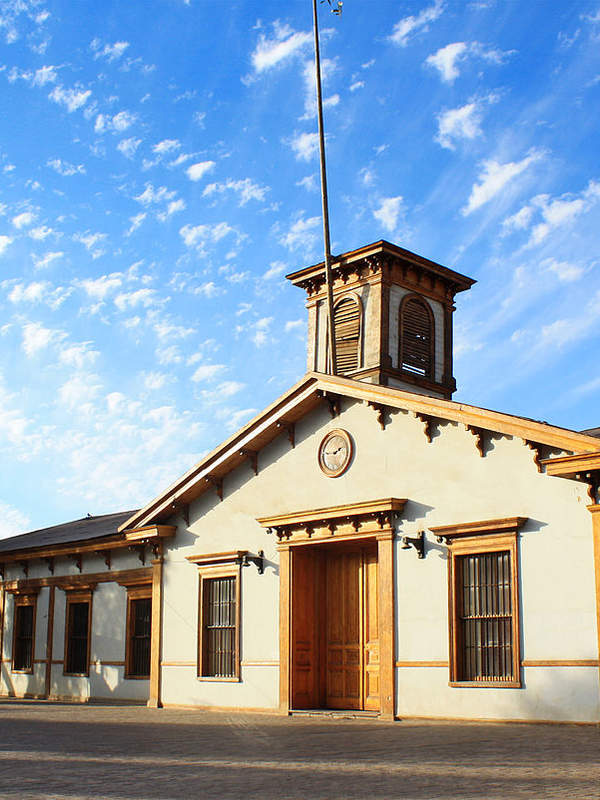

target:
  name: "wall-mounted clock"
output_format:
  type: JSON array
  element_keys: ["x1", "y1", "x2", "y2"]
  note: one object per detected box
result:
[{"x1": 318, "y1": 429, "x2": 353, "y2": 477}]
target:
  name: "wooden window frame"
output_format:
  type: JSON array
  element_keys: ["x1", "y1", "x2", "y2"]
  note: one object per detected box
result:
[
  {"x1": 399, "y1": 293, "x2": 435, "y2": 380},
  {"x1": 124, "y1": 585, "x2": 152, "y2": 680},
  {"x1": 11, "y1": 593, "x2": 37, "y2": 674},
  {"x1": 197, "y1": 565, "x2": 241, "y2": 682},
  {"x1": 63, "y1": 590, "x2": 93, "y2": 677},
  {"x1": 447, "y1": 533, "x2": 521, "y2": 688}
]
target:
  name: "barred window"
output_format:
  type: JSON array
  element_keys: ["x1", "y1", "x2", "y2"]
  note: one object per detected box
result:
[
  {"x1": 456, "y1": 551, "x2": 514, "y2": 682},
  {"x1": 333, "y1": 296, "x2": 361, "y2": 375},
  {"x1": 65, "y1": 597, "x2": 91, "y2": 676},
  {"x1": 12, "y1": 600, "x2": 35, "y2": 672},
  {"x1": 399, "y1": 296, "x2": 434, "y2": 378},
  {"x1": 199, "y1": 572, "x2": 239, "y2": 679},
  {"x1": 126, "y1": 596, "x2": 152, "y2": 678}
]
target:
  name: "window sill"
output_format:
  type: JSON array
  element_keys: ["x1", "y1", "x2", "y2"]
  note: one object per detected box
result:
[
  {"x1": 63, "y1": 671, "x2": 90, "y2": 678},
  {"x1": 11, "y1": 668, "x2": 33, "y2": 675},
  {"x1": 124, "y1": 674, "x2": 150, "y2": 680},
  {"x1": 197, "y1": 676, "x2": 241, "y2": 683},
  {"x1": 449, "y1": 680, "x2": 522, "y2": 689}
]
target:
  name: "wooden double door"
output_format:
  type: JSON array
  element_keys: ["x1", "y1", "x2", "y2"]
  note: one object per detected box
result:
[{"x1": 291, "y1": 543, "x2": 379, "y2": 711}]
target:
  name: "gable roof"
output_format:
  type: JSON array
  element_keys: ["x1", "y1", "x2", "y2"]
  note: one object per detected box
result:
[
  {"x1": 120, "y1": 372, "x2": 600, "y2": 532},
  {"x1": 0, "y1": 510, "x2": 137, "y2": 556}
]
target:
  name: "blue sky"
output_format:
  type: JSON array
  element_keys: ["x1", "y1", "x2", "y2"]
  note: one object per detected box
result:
[{"x1": 1, "y1": 0, "x2": 599, "y2": 535}]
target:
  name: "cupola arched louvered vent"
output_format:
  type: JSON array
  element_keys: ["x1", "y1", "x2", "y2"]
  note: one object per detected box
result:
[
  {"x1": 400, "y1": 296, "x2": 434, "y2": 378},
  {"x1": 334, "y1": 296, "x2": 361, "y2": 375}
]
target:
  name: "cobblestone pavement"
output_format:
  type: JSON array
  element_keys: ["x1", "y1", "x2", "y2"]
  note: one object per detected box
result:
[{"x1": 0, "y1": 701, "x2": 599, "y2": 800}]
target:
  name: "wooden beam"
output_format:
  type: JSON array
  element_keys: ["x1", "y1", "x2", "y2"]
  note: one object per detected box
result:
[
  {"x1": 278, "y1": 545, "x2": 291, "y2": 715},
  {"x1": 588, "y1": 505, "x2": 600, "y2": 696},
  {"x1": 148, "y1": 549, "x2": 164, "y2": 709},
  {"x1": 44, "y1": 585, "x2": 55, "y2": 699}
]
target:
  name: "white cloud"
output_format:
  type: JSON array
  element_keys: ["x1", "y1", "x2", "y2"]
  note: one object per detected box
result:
[
  {"x1": 33, "y1": 251, "x2": 63, "y2": 270},
  {"x1": 73, "y1": 230, "x2": 108, "y2": 256},
  {"x1": 201, "y1": 380, "x2": 245, "y2": 402},
  {"x1": 58, "y1": 373, "x2": 102, "y2": 409},
  {"x1": 544, "y1": 258, "x2": 585, "y2": 283},
  {"x1": 501, "y1": 205, "x2": 535, "y2": 234},
  {"x1": 0, "y1": 235, "x2": 13, "y2": 255},
  {"x1": 296, "y1": 174, "x2": 317, "y2": 192},
  {"x1": 289, "y1": 131, "x2": 318, "y2": 162},
  {"x1": 426, "y1": 41, "x2": 514, "y2": 83},
  {"x1": 22, "y1": 322, "x2": 64, "y2": 356},
  {"x1": 126, "y1": 212, "x2": 147, "y2": 235},
  {"x1": 33, "y1": 65, "x2": 58, "y2": 86},
  {"x1": 373, "y1": 196, "x2": 404, "y2": 233},
  {"x1": 114, "y1": 288, "x2": 158, "y2": 311},
  {"x1": 12, "y1": 211, "x2": 36, "y2": 229},
  {"x1": 49, "y1": 85, "x2": 91, "y2": 112},
  {"x1": 59, "y1": 341, "x2": 100, "y2": 369},
  {"x1": 250, "y1": 21, "x2": 311, "y2": 74},
  {"x1": 435, "y1": 95, "x2": 498, "y2": 149},
  {"x1": 203, "y1": 177, "x2": 269, "y2": 206},
  {"x1": 0, "y1": 501, "x2": 29, "y2": 539},
  {"x1": 191, "y1": 363, "x2": 226, "y2": 382},
  {"x1": 529, "y1": 181, "x2": 600, "y2": 244},
  {"x1": 186, "y1": 161, "x2": 215, "y2": 181},
  {"x1": 29, "y1": 225, "x2": 56, "y2": 240},
  {"x1": 193, "y1": 281, "x2": 222, "y2": 298},
  {"x1": 426, "y1": 42, "x2": 467, "y2": 82},
  {"x1": 117, "y1": 137, "x2": 142, "y2": 158},
  {"x1": 279, "y1": 214, "x2": 321, "y2": 252},
  {"x1": 77, "y1": 274, "x2": 123, "y2": 300},
  {"x1": 9, "y1": 281, "x2": 48, "y2": 304},
  {"x1": 135, "y1": 184, "x2": 177, "y2": 206},
  {"x1": 252, "y1": 316, "x2": 273, "y2": 347},
  {"x1": 285, "y1": 319, "x2": 305, "y2": 333},
  {"x1": 153, "y1": 139, "x2": 180, "y2": 155},
  {"x1": 95, "y1": 111, "x2": 136, "y2": 133},
  {"x1": 350, "y1": 80, "x2": 365, "y2": 91},
  {"x1": 389, "y1": 0, "x2": 444, "y2": 47},
  {"x1": 462, "y1": 150, "x2": 543, "y2": 215},
  {"x1": 47, "y1": 158, "x2": 85, "y2": 176},
  {"x1": 143, "y1": 371, "x2": 168, "y2": 391},
  {"x1": 263, "y1": 261, "x2": 287, "y2": 280},
  {"x1": 157, "y1": 199, "x2": 186, "y2": 221},
  {"x1": 91, "y1": 39, "x2": 130, "y2": 62},
  {"x1": 179, "y1": 222, "x2": 234, "y2": 249}
]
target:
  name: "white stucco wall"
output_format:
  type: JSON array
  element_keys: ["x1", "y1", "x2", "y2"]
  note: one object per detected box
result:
[
  {"x1": 0, "y1": 548, "x2": 149, "y2": 703},
  {"x1": 157, "y1": 396, "x2": 599, "y2": 722}
]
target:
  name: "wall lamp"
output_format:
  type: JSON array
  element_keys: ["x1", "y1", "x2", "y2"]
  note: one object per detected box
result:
[
  {"x1": 401, "y1": 530, "x2": 425, "y2": 559},
  {"x1": 241, "y1": 550, "x2": 265, "y2": 574}
]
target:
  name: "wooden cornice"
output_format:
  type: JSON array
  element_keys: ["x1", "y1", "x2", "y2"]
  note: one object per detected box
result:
[
  {"x1": 186, "y1": 550, "x2": 247, "y2": 567},
  {"x1": 541, "y1": 452, "x2": 600, "y2": 477},
  {"x1": 124, "y1": 525, "x2": 177, "y2": 543},
  {"x1": 430, "y1": 516, "x2": 528, "y2": 543},
  {"x1": 258, "y1": 498, "x2": 406, "y2": 544},
  {"x1": 0, "y1": 534, "x2": 127, "y2": 565}
]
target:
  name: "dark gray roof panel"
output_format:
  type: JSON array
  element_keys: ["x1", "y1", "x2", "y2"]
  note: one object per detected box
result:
[{"x1": 0, "y1": 510, "x2": 137, "y2": 555}]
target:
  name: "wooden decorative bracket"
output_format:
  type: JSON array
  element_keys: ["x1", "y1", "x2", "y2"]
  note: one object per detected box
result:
[
  {"x1": 240, "y1": 449, "x2": 259, "y2": 476},
  {"x1": 368, "y1": 402, "x2": 388, "y2": 430},
  {"x1": 318, "y1": 390, "x2": 341, "y2": 418},
  {"x1": 45, "y1": 557, "x2": 55, "y2": 575},
  {"x1": 20, "y1": 561, "x2": 29, "y2": 577},
  {"x1": 128, "y1": 544, "x2": 146, "y2": 565},
  {"x1": 277, "y1": 420, "x2": 295, "y2": 449},
  {"x1": 95, "y1": 550, "x2": 112, "y2": 570},
  {"x1": 170, "y1": 501, "x2": 189, "y2": 526},
  {"x1": 0, "y1": 563, "x2": 4, "y2": 581},
  {"x1": 416, "y1": 413, "x2": 434, "y2": 443},
  {"x1": 204, "y1": 476, "x2": 224, "y2": 501},
  {"x1": 466, "y1": 425, "x2": 485, "y2": 457},
  {"x1": 69, "y1": 554, "x2": 82, "y2": 573},
  {"x1": 524, "y1": 440, "x2": 544, "y2": 473},
  {"x1": 575, "y1": 472, "x2": 600, "y2": 504}
]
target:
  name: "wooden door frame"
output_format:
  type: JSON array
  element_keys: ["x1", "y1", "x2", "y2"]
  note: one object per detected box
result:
[{"x1": 279, "y1": 529, "x2": 395, "y2": 719}]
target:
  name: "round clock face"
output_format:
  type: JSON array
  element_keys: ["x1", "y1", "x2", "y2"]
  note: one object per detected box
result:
[{"x1": 318, "y1": 429, "x2": 353, "y2": 477}]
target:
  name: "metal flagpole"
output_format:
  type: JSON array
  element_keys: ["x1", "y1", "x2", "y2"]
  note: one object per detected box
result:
[{"x1": 312, "y1": 0, "x2": 338, "y2": 376}]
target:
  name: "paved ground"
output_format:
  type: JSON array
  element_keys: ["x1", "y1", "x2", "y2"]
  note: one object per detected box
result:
[{"x1": 0, "y1": 701, "x2": 599, "y2": 800}]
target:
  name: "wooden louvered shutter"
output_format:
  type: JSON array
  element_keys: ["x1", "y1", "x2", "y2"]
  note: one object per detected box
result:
[
  {"x1": 400, "y1": 298, "x2": 433, "y2": 378},
  {"x1": 334, "y1": 297, "x2": 360, "y2": 374}
]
